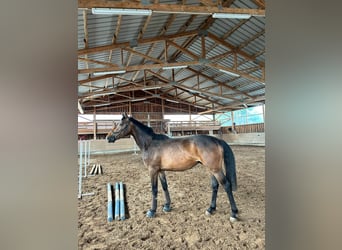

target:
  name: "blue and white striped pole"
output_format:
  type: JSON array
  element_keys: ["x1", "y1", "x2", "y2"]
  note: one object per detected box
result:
[
  {"x1": 114, "y1": 182, "x2": 120, "y2": 220},
  {"x1": 107, "y1": 183, "x2": 113, "y2": 222},
  {"x1": 119, "y1": 182, "x2": 125, "y2": 220}
]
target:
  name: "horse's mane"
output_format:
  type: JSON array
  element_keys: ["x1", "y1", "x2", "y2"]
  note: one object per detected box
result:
[
  {"x1": 129, "y1": 117, "x2": 155, "y2": 135},
  {"x1": 129, "y1": 117, "x2": 169, "y2": 140}
]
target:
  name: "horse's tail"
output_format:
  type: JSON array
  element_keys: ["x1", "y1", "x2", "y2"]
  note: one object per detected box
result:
[{"x1": 220, "y1": 140, "x2": 237, "y2": 191}]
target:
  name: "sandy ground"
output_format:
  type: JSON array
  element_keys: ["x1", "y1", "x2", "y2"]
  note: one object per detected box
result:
[{"x1": 78, "y1": 145, "x2": 265, "y2": 249}]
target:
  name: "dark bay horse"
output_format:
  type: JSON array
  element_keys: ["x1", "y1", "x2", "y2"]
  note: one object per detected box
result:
[{"x1": 106, "y1": 113, "x2": 239, "y2": 222}]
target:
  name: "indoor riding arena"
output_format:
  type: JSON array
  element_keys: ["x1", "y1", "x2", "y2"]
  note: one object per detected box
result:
[
  {"x1": 78, "y1": 1, "x2": 265, "y2": 249},
  {"x1": 78, "y1": 142, "x2": 264, "y2": 249}
]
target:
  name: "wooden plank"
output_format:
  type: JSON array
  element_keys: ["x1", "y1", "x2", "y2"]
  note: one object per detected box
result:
[{"x1": 78, "y1": 1, "x2": 266, "y2": 16}]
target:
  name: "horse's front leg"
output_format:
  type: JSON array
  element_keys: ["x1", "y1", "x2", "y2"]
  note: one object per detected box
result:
[
  {"x1": 159, "y1": 171, "x2": 171, "y2": 212},
  {"x1": 146, "y1": 167, "x2": 159, "y2": 218}
]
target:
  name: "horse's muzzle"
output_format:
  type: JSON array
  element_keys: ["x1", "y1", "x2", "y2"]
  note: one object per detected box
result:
[{"x1": 107, "y1": 135, "x2": 116, "y2": 143}]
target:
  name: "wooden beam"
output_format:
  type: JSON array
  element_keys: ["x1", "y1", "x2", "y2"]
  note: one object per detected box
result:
[
  {"x1": 145, "y1": 70, "x2": 170, "y2": 83},
  {"x1": 153, "y1": 0, "x2": 234, "y2": 64},
  {"x1": 198, "y1": 95, "x2": 265, "y2": 114},
  {"x1": 122, "y1": 47, "x2": 163, "y2": 63},
  {"x1": 222, "y1": 19, "x2": 249, "y2": 40},
  {"x1": 78, "y1": 61, "x2": 200, "y2": 74},
  {"x1": 187, "y1": 67, "x2": 254, "y2": 98},
  {"x1": 251, "y1": 0, "x2": 265, "y2": 9},
  {"x1": 207, "y1": 32, "x2": 265, "y2": 68},
  {"x1": 78, "y1": 30, "x2": 198, "y2": 55},
  {"x1": 78, "y1": 57, "x2": 119, "y2": 67},
  {"x1": 238, "y1": 30, "x2": 265, "y2": 49},
  {"x1": 208, "y1": 50, "x2": 233, "y2": 62},
  {"x1": 208, "y1": 63, "x2": 265, "y2": 84},
  {"x1": 79, "y1": 74, "x2": 113, "y2": 85},
  {"x1": 201, "y1": 35, "x2": 206, "y2": 59},
  {"x1": 166, "y1": 40, "x2": 199, "y2": 60},
  {"x1": 78, "y1": 1, "x2": 266, "y2": 16}
]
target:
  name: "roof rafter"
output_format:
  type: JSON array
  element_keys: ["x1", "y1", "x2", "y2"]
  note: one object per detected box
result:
[{"x1": 78, "y1": 1, "x2": 265, "y2": 16}]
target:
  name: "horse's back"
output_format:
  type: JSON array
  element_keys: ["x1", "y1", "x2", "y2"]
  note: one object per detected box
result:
[{"x1": 151, "y1": 134, "x2": 224, "y2": 171}]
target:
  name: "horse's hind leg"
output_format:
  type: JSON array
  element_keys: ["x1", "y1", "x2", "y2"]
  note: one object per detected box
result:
[
  {"x1": 206, "y1": 175, "x2": 219, "y2": 215},
  {"x1": 159, "y1": 171, "x2": 171, "y2": 212},
  {"x1": 213, "y1": 170, "x2": 239, "y2": 222}
]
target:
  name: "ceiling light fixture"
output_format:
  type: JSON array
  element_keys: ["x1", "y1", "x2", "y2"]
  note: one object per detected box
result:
[
  {"x1": 78, "y1": 100, "x2": 84, "y2": 114},
  {"x1": 93, "y1": 70, "x2": 126, "y2": 76},
  {"x1": 142, "y1": 86, "x2": 161, "y2": 90},
  {"x1": 131, "y1": 98, "x2": 147, "y2": 102},
  {"x1": 166, "y1": 99, "x2": 179, "y2": 103},
  {"x1": 219, "y1": 69, "x2": 240, "y2": 77},
  {"x1": 162, "y1": 65, "x2": 188, "y2": 70},
  {"x1": 153, "y1": 10, "x2": 210, "y2": 15},
  {"x1": 212, "y1": 13, "x2": 251, "y2": 19},
  {"x1": 91, "y1": 8, "x2": 152, "y2": 16},
  {"x1": 84, "y1": 90, "x2": 117, "y2": 99}
]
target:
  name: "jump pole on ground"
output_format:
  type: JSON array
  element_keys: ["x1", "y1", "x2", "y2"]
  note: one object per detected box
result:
[
  {"x1": 119, "y1": 182, "x2": 125, "y2": 220},
  {"x1": 89, "y1": 164, "x2": 97, "y2": 175},
  {"x1": 114, "y1": 182, "x2": 120, "y2": 220},
  {"x1": 107, "y1": 183, "x2": 113, "y2": 222}
]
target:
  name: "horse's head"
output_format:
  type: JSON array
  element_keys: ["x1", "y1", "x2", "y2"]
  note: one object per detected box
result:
[{"x1": 106, "y1": 112, "x2": 132, "y2": 143}]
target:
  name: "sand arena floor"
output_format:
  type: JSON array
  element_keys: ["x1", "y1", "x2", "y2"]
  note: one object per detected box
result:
[{"x1": 78, "y1": 145, "x2": 265, "y2": 249}]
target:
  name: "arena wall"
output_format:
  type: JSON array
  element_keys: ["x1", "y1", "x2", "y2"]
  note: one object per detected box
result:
[{"x1": 79, "y1": 133, "x2": 265, "y2": 155}]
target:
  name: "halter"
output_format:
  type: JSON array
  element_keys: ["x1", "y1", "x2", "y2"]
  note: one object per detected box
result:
[{"x1": 111, "y1": 118, "x2": 131, "y2": 140}]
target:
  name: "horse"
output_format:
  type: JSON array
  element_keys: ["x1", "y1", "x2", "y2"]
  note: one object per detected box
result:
[{"x1": 106, "y1": 113, "x2": 239, "y2": 222}]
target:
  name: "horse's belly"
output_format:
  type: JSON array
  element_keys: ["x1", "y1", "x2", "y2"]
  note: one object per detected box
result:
[{"x1": 160, "y1": 156, "x2": 198, "y2": 171}]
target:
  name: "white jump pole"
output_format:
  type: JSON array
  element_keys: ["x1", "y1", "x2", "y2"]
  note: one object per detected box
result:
[
  {"x1": 114, "y1": 182, "x2": 120, "y2": 220},
  {"x1": 83, "y1": 140, "x2": 91, "y2": 177},
  {"x1": 119, "y1": 182, "x2": 125, "y2": 220},
  {"x1": 107, "y1": 183, "x2": 113, "y2": 222},
  {"x1": 87, "y1": 140, "x2": 91, "y2": 165},
  {"x1": 84, "y1": 140, "x2": 87, "y2": 178},
  {"x1": 78, "y1": 140, "x2": 95, "y2": 199},
  {"x1": 89, "y1": 164, "x2": 97, "y2": 175},
  {"x1": 78, "y1": 141, "x2": 83, "y2": 199}
]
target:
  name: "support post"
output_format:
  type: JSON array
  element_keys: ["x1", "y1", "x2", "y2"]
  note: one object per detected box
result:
[{"x1": 93, "y1": 108, "x2": 97, "y2": 140}]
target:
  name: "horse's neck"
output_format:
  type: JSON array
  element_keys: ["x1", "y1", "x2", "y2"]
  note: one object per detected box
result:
[{"x1": 131, "y1": 126, "x2": 153, "y2": 151}]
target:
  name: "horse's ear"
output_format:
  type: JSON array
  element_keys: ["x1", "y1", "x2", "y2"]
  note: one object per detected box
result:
[{"x1": 123, "y1": 112, "x2": 128, "y2": 118}]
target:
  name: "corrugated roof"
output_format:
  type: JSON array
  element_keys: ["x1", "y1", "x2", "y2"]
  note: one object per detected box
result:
[{"x1": 78, "y1": 0, "x2": 265, "y2": 114}]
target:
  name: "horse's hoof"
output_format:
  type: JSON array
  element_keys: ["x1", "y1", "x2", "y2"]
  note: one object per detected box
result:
[
  {"x1": 162, "y1": 204, "x2": 171, "y2": 212},
  {"x1": 229, "y1": 216, "x2": 238, "y2": 223},
  {"x1": 146, "y1": 210, "x2": 156, "y2": 218},
  {"x1": 205, "y1": 207, "x2": 216, "y2": 216}
]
